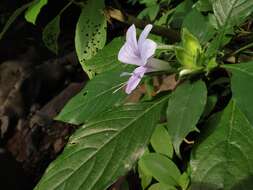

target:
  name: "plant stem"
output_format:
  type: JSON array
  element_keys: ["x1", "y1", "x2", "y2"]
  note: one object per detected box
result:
[
  {"x1": 104, "y1": 7, "x2": 180, "y2": 43},
  {"x1": 232, "y1": 41, "x2": 253, "y2": 56}
]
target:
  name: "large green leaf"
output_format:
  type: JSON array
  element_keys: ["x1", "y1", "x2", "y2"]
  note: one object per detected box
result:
[
  {"x1": 85, "y1": 37, "x2": 124, "y2": 77},
  {"x1": 0, "y1": 2, "x2": 33, "y2": 40},
  {"x1": 182, "y1": 9, "x2": 215, "y2": 44},
  {"x1": 190, "y1": 100, "x2": 253, "y2": 189},
  {"x1": 166, "y1": 80, "x2": 207, "y2": 156},
  {"x1": 212, "y1": 0, "x2": 253, "y2": 27},
  {"x1": 56, "y1": 66, "x2": 129, "y2": 125},
  {"x1": 25, "y1": 0, "x2": 48, "y2": 24},
  {"x1": 75, "y1": 0, "x2": 107, "y2": 77},
  {"x1": 35, "y1": 96, "x2": 169, "y2": 190},
  {"x1": 223, "y1": 61, "x2": 253, "y2": 125}
]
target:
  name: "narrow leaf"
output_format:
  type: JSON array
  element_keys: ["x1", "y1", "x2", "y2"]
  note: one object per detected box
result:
[
  {"x1": 25, "y1": 0, "x2": 48, "y2": 24},
  {"x1": 166, "y1": 80, "x2": 207, "y2": 156},
  {"x1": 0, "y1": 2, "x2": 33, "y2": 40}
]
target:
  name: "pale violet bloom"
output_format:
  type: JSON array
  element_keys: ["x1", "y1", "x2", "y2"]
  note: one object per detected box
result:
[{"x1": 118, "y1": 24, "x2": 168, "y2": 94}]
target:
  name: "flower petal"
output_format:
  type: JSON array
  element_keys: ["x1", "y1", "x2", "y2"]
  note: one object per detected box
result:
[
  {"x1": 118, "y1": 42, "x2": 142, "y2": 65},
  {"x1": 138, "y1": 24, "x2": 153, "y2": 47},
  {"x1": 125, "y1": 66, "x2": 147, "y2": 94},
  {"x1": 126, "y1": 24, "x2": 138, "y2": 53},
  {"x1": 140, "y1": 39, "x2": 157, "y2": 64}
]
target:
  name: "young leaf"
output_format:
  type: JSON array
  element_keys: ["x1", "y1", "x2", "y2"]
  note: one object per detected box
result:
[
  {"x1": 42, "y1": 15, "x2": 60, "y2": 54},
  {"x1": 0, "y1": 2, "x2": 33, "y2": 41},
  {"x1": 35, "y1": 96, "x2": 169, "y2": 190},
  {"x1": 25, "y1": 0, "x2": 48, "y2": 24},
  {"x1": 56, "y1": 66, "x2": 129, "y2": 125},
  {"x1": 85, "y1": 37, "x2": 124, "y2": 77},
  {"x1": 166, "y1": 80, "x2": 207, "y2": 156},
  {"x1": 223, "y1": 61, "x2": 253, "y2": 125},
  {"x1": 75, "y1": 0, "x2": 107, "y2": 77},
  {"x1": 150, "y1": 125, "x2": 174, "y2": 158},
  {"x1": 190, "y1": 100, "x2": 253, "y2": 189},
  {"x1": 139, "y1": 153, "x2": 181, "y2": 187}
]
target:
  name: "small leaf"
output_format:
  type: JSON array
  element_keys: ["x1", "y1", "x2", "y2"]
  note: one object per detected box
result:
[
  {"x1": 150, "y1": 125, "x2": 173, "y2": 158},
  {"x1": 139, "y1": 153, "x2": 181, "y2": 186},
  {"x1": 178, "y1": 172, "x2": 190, "y2": 190},
  {"x1": 148, "y1": 183, "x2": 177, "y2": 190},
  {"x1": 223, "y1": 61, "x2": 253, "y2": 125},
  {"x1": 35, "y1": 96, "x2": 169, "y2": 190},
  {"x1": 167, "y1": 80, "x2": 207, "y2": 156},
  {"x1": 138, "y1": 148, "x2": 152, "y2": 190},
  {"x1": 42, "y1": 15, "x2": 60, "y2": 54},
  {"x1": 0, "y1": 2, "x2": 33, "y2": 40},
  {"x1": 75, "y1": 0, "x2": 107, "y2": 77},
  {"x1": 56, "y1": 66, "x2": 129, "y2": 125},
  {"x1": 190, "y1": 100, "x2": 253, "y2": 189},
  {"x1": 25, "y1": 0, "x2": 48, "y2": 24}
]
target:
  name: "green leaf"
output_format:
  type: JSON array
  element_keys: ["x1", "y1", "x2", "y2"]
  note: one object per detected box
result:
[
  {"x1": 25, "y1": 0, "x2": 48, "y2": 24},
  {"x1": 171, "y1": 0, "x2": 194, "y2": 29},
  {"x1": 138, "y1": 5, "x2": 160, "y2": 21},
  {"x1": 42, "y1": 15, "x2": 60, "y2": 54},
  {"x1": 223, "y1": 61, "x2": 253, "y2": 125},
  {"x1": 35, "y1": 96, "x2": 169, "y2": 190},
  {"x1": 148, "y1": 183, "x2": 177, "y2": 190},
  {"x1": 182, "y1": 9, "x2": 215, "y2": 44},
  {"x1": 138, "y1": 164, "x2": 152, "y2": 190},
  {"x1": 138, "y1": 149, "x2": 152, "y2": 190},
  {"x1": 85, "y1": 37, "x2": 124, "y2": 77},
  {"x1": 167, "y1": 80, "x2": 207, "y2": 156},
  {"x1": 0, "y1": 2, "x2": 33, "y2": 41},
  {"x1": 212, "y1": 0, "x2": 253, "y2": 27},
  {"x1": 75, "y1": 0, "x2": 107, "y2": 78},
  {"x1": 150, "y1": 125, "x2": 173, "y2": 158},
  {"x1": 139, "y1": 153, "x2": 181, "y2": 186},
  {"x1": 190, "y1": 100, "x2": 253, "y2": 189},
  {"x1": 56, "y1": 66, "x2": 129, "y2": 125},
  {"x1": 178, "y1": 172, "x2": 190, "y2": 190}
]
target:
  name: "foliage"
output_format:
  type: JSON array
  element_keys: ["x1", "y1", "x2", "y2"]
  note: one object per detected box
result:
[{"x1": 1, "y1": 0, "x2": 253, "y2": 190}]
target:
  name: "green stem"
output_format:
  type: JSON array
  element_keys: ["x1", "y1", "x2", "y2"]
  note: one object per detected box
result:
[
  {"x1": 156, "y1": 44, "x2": 174, "y2": 50},
  {"x1": 232, "y1": 41, "x2": 253, "y2": 55}
]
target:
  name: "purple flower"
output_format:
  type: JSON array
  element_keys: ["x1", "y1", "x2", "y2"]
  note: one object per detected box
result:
[{"x1": 118, "y1": 24, "x2": 159, "y2": 94}]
